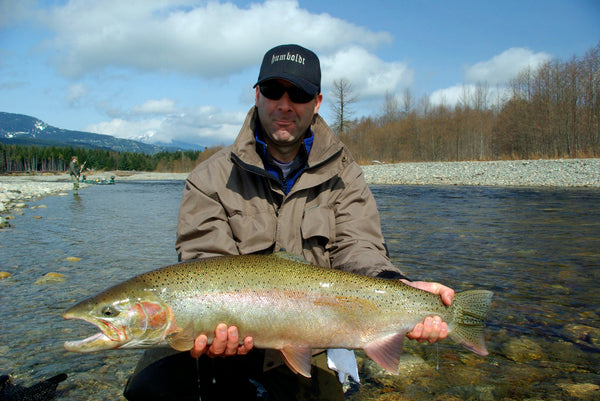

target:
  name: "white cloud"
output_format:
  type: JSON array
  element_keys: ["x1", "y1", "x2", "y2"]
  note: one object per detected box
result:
[
  {"x1": 430, "y1": 84, "x2": 511, "y2": 108},
  {"x1": 321, "y1": 46, "x2": 413, "y2": 99},
  {"x1": 430, "y1": 47, "x2": 552, "y2": 107},
  {"x1": 131, "y1": 98, "x2": 178, "y2": 115},
  {"x1": 66, "y1": 82, "x2": 88, "y2": 106},
  {"x1": 464, "y1": 47, "x2": 552, "y2": 85},
  {"x1": 41, "y1": 0, "x2": 392, "y2": 79},
  {"x1": 86, "y1": 106, "x2": 246, "y2": 147},
  {"x1": 0, "y1": 0, "x2": 35, "y2": 27},
  {"x1": 429, "y1": 85, "x2": 465, "y2": 107},
  {"x1": 35, "y1": 0, "x2": 404, "y2": 145}
]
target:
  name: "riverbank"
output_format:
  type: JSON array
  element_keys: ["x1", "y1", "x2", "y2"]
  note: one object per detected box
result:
[
  {"x1": 361, "y1": 158, "x2": 600, "y2": 187},
  {"x1": 0, "y1": 179, "x2": 88, "y2": 216},
  {"x1": 1, "y1": 158, "x2": 598, "y2": 216}
]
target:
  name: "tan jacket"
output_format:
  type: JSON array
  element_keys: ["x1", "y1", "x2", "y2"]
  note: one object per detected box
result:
[{"x1": 176, "y1": 107, "x2": 403, "y2": 278}]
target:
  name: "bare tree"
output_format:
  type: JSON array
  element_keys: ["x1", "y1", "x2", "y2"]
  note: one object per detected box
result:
[
  {"x1": 402, "y1": 88, "x2": 414, "y2": 115},
  {"x1": 380, "y1": 91, "x2": 399, "y2": 124},
  {"x1": 330, "y1": 78, "x2": 357, "y2": 134}
]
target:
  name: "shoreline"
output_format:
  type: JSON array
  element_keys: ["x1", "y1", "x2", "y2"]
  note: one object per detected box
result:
[{"x1": 1, "y1": 158, "x2": 599, "y2": 216}]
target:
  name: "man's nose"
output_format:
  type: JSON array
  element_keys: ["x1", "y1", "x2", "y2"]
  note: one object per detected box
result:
[{"x1": 276, "y1": 91, "x2": 294, "y2": 109}]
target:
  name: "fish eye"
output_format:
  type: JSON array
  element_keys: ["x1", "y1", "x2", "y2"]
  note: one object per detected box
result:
[{"x1": 100, "y1": 305, "x2": 119, "y2": 318}]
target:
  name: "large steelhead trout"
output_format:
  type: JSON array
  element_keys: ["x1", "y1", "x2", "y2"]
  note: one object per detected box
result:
[{"x1": 63, "y1": 252, "x2": 493, "y2": 377}]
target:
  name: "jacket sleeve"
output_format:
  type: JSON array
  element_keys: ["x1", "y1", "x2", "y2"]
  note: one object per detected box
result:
[
  {"x1": 175, "y1": 176, "x2": 239, "y2": 261},
  {"x1": 329, "y1": 163, "x2": 407, "y2": 278}
]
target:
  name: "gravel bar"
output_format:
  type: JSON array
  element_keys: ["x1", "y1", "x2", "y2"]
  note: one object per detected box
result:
[{"x1": 361, "y1": 159, "x2": 600, "y2": 187}]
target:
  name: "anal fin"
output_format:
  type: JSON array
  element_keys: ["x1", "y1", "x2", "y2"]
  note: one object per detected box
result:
[
  {"x1": 363, "y1": 332, "x2": 406, "y2": 375},
  {"x1": 279, "y1": 346, "x2": 313, "y2": 378}
]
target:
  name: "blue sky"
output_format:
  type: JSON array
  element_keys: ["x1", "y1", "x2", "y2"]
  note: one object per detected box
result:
[{"x1": 1, "y1": 0, "x2": 598, "y2": 148}]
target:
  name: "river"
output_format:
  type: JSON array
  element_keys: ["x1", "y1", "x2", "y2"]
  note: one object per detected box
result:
[{"x1": 0, "y1": 181, "x2": 598, "y2": 400}]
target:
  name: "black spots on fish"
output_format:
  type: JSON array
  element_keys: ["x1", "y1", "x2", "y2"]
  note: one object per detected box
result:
[{"x1": 141, "y1": 262, "x2": 200, "y2": 290}]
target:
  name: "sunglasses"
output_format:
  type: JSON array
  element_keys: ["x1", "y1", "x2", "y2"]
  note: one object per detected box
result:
[{"x1": 259, "y1": 81, "x2": 315, "y2": 103}]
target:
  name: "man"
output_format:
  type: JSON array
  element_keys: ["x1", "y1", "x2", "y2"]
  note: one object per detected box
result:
[
  {"x1": 125, "y1": 44, "x2": 454, "y2": 400},
  {"x1": 68, "y1": 156, "x2": 80, "y2": 195}
]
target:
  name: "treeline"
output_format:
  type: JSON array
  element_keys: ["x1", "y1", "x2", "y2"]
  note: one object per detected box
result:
[
  {"x1": 340, "y1": 42, "x2": 600, "y2": 163},
  {"x1": 0, "y1": 144, "x2": 222, "y2": 174}
]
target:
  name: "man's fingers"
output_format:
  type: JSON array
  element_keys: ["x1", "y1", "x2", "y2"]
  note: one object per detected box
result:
[
  {"x1": 191, "y1": 324, "x2": 254, "y2": 358},
  {"x1": 191, "y1": 335, "x2": 208, "y2": 358},
  {"x1": 406, "y1": 316, "x2": 449, "y2": 343},
  {"x1": 206, "y1": 323, "x2": 228, "y2": 356},
  {"x1": 407, "y1": 322, "x2": 423, "y2": 340},
  {"x1": 224, "y1": 326, "x2": 239, "y2": 356},
  {"x1": 238, "y1": 336, "x2": 254, "y2": 355}
]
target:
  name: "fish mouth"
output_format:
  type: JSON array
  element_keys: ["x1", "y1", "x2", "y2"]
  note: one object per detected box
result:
[
  {"x1": 63, "y1": 332, "x2": 116, "y2": 352},
  {"x1": 63, "y1": 312, "x2": 126, "y2": 353}
]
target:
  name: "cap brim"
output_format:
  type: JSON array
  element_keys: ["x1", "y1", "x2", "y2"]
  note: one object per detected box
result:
[{"x1": 254, "y1": 73, "x2": 319, "y2": 96}]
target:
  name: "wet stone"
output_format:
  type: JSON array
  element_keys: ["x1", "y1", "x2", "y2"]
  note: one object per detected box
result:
[
  {"x1": 557, "y1": 382, "x2": 599, "y2": 400},
  {"x1": 564, "y1": 324, "x2": 600, "y2": 349},
  {"x1": 503, "y1": 337, "x2": 544, "y2": 362},
  {"x1": 35, "y1": 272, "x2": 66, "y2": 285}
]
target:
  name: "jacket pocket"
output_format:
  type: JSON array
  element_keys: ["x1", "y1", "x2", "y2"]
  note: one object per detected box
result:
[
  {"x1": 228, "y1": 211, "x2": 277, "y2": 254},
  {"x1": 301, "y1": 205, "x2": 334, "y2": 257}
]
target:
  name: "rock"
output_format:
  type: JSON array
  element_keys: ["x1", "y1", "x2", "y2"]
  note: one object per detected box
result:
[
  {"x1": 503, "y1": 337, "x2": 544, "y2": 362},
  {"x1": 564, "y1": 324, "x2": 600, "y2": 348},
  {"x1": 65, "y1": 256, "x2": 82, "y2": 262},
  {"x1": 34, "y1": 272, "x2": 66, "y2": 284},
  {"x1": 32, "y1": 216, "x2": 43, "y2": 219},
  {"x1": 557, "y1": 382, "x2": 599, "y2": 399},
  {"x1": 0, "y1": 272, "x2": 11, "y2": 279},
  {"x1": 13, "y1": 203, "x2": 27, "y2": 209},
  {"x1": 0, "y1": 217, "x2": 11, "y2": 229}
]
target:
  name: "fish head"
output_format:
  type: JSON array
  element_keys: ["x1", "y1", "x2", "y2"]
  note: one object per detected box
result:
[{"x1": 63, "y1": 283, "x2": 175, "y2": 352}]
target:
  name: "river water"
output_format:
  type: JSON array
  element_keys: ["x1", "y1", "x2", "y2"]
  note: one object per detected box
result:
[{"x1": 0, "y1": 181, "x2": 598, "y2": 400}]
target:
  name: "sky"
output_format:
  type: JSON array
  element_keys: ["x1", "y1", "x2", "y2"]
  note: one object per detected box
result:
[{"x1": 1, "y1": 0, "x2": 599, "y2": 148}]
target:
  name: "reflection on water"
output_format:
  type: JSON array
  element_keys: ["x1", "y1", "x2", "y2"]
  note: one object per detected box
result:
[{"x1": 0, "y1": 182, "x2": 598, "y2": 400}]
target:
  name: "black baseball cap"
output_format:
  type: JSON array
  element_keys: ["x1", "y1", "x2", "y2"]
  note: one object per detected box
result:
[{"x1": 254, "y1": 44, "x2": 321, "y2": 95}]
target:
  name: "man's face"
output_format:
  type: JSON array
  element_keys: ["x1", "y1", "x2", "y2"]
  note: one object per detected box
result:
[{"x1": 255, "y1": 79, "x2": 322, "y2": 154}]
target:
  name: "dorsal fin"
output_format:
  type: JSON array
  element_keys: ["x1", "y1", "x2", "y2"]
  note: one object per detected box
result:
[
  {"x1": 279, "y1": 346, "x2": 313, "y2": 377},
  {"x1": 363, "y1": 332, "x2": 406, "y2": 375}
]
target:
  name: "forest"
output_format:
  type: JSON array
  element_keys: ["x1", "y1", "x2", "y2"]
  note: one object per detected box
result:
[
  {"x1": 0, "y1": 144, "x2": 222, "y2": 174},
  {"x1": 339, "y1": 42, "x2": 599, "y2": 163},
  {"x1": 1, "y1": 43, "x2": 598, "y2": 174}
]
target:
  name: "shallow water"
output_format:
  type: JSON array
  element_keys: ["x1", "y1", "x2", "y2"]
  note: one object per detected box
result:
[{"x1": 0, "y1": 182, "x2": 598, "y2": 400}]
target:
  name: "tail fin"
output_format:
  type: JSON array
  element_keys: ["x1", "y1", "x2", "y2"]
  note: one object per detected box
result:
[{"x1": 449, "y1": 290, "x2": 493, "y2": 356}]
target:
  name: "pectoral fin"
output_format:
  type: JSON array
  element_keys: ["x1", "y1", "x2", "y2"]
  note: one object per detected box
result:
[
  {"x1": 279, "y1": 346, "x2": 313, "y2": 378},
  {"x1": 165, "y1": 323, "x2": 195, "y2": 351},
  {"x1": 363, "y1": 332, "x2": 406, "y2": 375}
]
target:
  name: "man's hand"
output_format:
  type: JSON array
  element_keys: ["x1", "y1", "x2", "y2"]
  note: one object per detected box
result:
[
  {"x1": 190, "y1": 323, "x2": 254, "y2": 358},
  {"x1": 402, "y1": 280, "x2": 455, "y2": 343}
]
